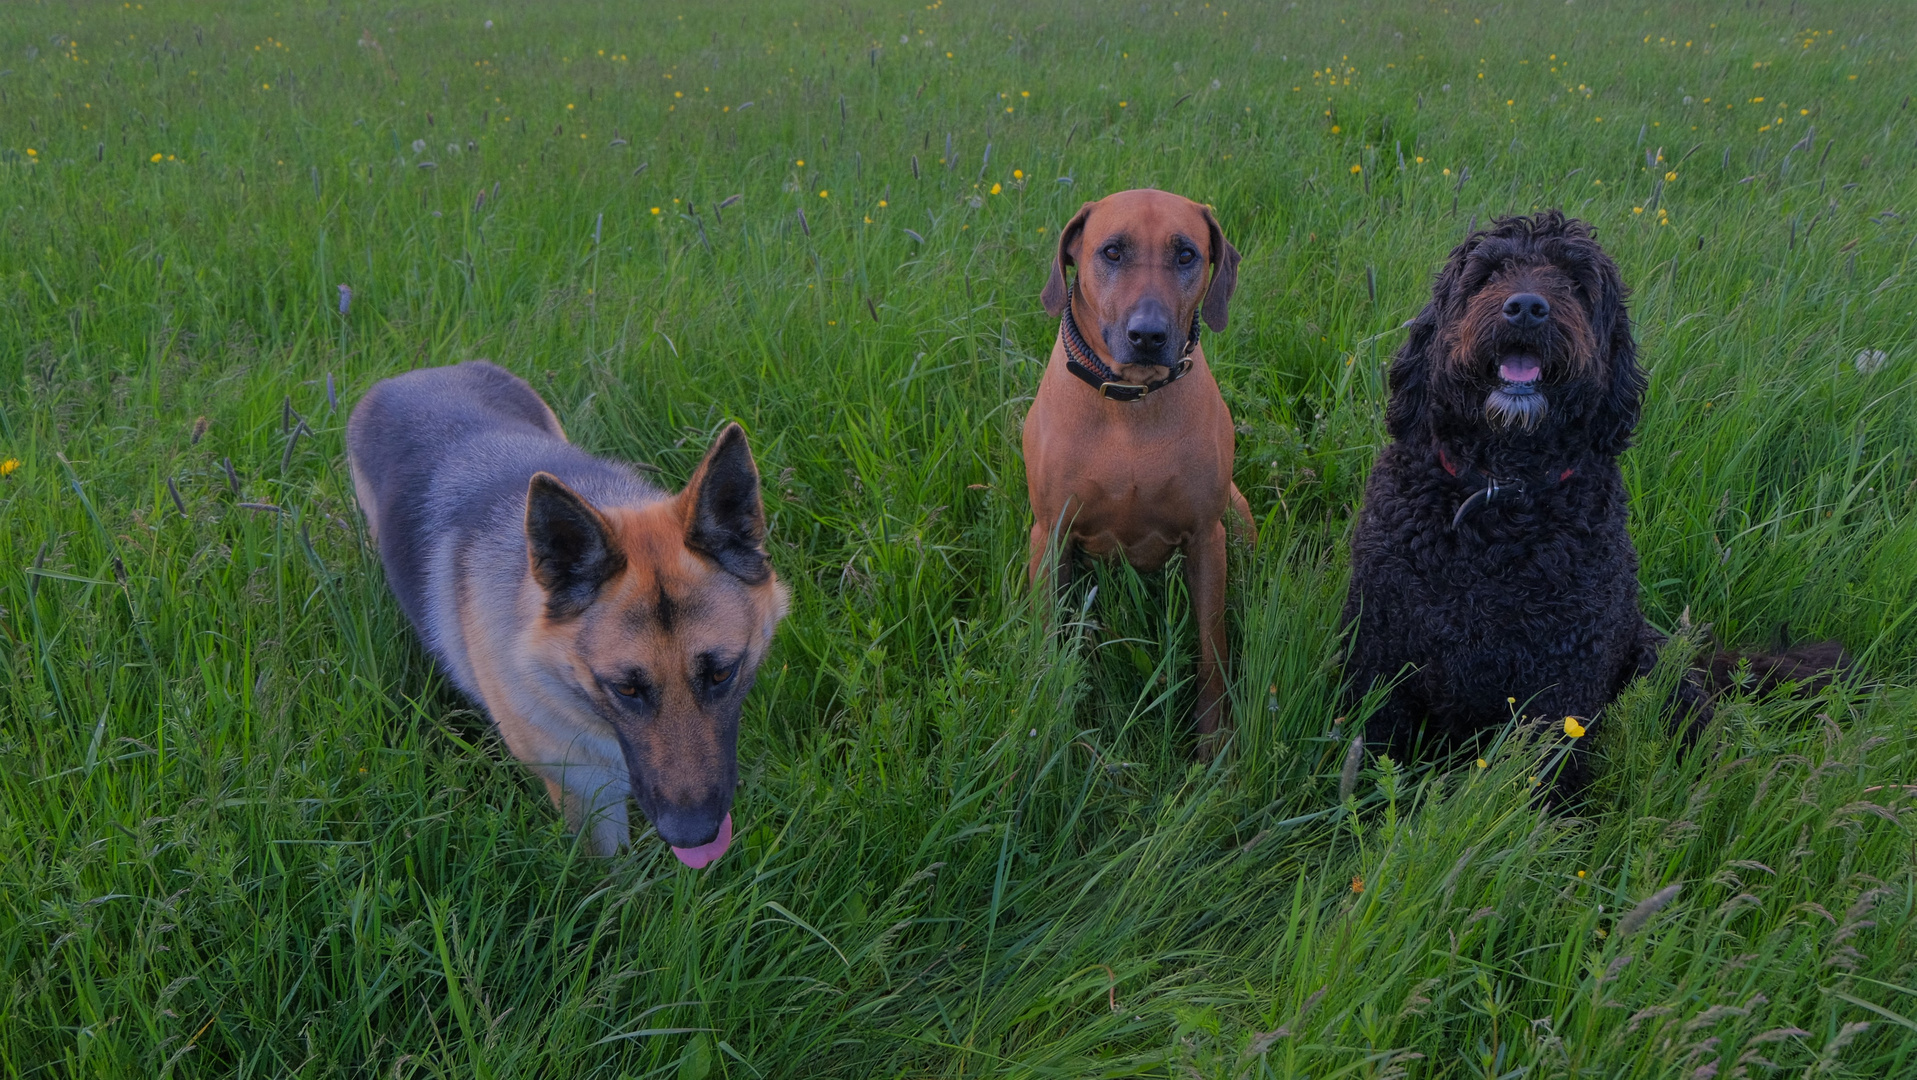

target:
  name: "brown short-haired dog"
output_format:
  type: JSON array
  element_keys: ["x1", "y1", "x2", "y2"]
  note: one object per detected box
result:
[
  {"x1": 1022, "y1": 189, "x2": 1254, "y2": 747},
  {"x1": 348, "y1": 361, "x2": 788, "y2": 863}
]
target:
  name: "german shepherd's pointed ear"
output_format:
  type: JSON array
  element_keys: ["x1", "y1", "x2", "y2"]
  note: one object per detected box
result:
[
  {"x1": 683, "y1": 423, "x2": 771, "y2": 585},
  {"x1": 1199, "y1": 204, "x2": 1241, "y2": 332},
  {"x1": 527, "y1": 473, "x2": 627, "y2": 619},
  {"x1": 1041, "y1": 201, "x2": 1096, "y2": 318}
]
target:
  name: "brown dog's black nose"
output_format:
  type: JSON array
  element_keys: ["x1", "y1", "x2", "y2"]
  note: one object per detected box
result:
[
  {"x1": 1124, "y1": 302, "x2": 1173, "y2": 358},
  {"x1": 1503, "y1": 293, "x2": 1550, "y2": 328}
]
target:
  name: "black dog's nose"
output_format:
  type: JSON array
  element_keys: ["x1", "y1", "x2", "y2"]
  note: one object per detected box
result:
[
  {"x1": 1125, "y1": 307, "x2": 1172, "y2": 353},
  {"x1": 1502, "y1": 293, "x2": 1550, "y2": 328}
]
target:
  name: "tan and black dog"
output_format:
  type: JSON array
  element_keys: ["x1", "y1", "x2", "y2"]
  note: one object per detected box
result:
[
  {"x1": 347, "y1": 361, "x2": 788, "y2": 863},
  {"x1": 1023, "y1": 189, "x2": 1253, "y2": 748}
]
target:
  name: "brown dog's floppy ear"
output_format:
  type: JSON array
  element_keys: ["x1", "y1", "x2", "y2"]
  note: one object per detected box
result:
[
  {"x1": 1041, "y1": 202, "x2": 1095, "y2": 318},
  {"x1": 1199, "y1": 205, "x2": 1241, "y2": 332},
  {"x1": 683, "y1": 423, "x2": 771, "y2": 585},
  {"x1": 527, "y1": 473, "x2": 627, "y2": 619}
]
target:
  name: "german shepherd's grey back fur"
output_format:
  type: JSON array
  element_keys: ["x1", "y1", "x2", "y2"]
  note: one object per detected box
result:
[{"x1": 347, "y1": 361, "x2": 664, "y2": 699}]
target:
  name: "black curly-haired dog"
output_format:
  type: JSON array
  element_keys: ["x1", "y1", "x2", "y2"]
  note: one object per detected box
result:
[{"x1": 1342, "y1": 211, "x2": 1843, "y2": 779}]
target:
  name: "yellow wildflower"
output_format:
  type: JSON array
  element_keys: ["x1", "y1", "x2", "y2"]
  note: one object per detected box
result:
[
  {"x1": 1350, "y1": 876, "x2": 1364, "y2": 894},
  {"x1": 0, "y1": 458, "x2": 18, "y2": 477},
  {"x1": 649, "y1": 207, "x2": 660, "y2": 215},
  {"x1": 151, "y1": 152, "x2": 163, "y2": 162},
  {"x1": 1476, "y1": 758, "x2": 1488, "y2": 769},
  {"x1": 1012, "y1": 169, "x2": 1023, "y2": 179},
  {"x1": 1350, "y1": 164, "x2": 1362, "y2": 174},
  {"x1": 818, "y1": 190, "x2": 828, "y2": 198},
  {"x1": 1665, "y1": 171, "x2": 1677, "y2": 182},
  {"x1": 1564, "y1": 716, "x2": 1587, "y2": 738},
  {"x1": 989, "y1": 182, "x2": 1001, "y2": 194}
]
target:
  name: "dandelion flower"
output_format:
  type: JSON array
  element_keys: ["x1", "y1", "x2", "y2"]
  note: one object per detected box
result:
[
  {"x1": 795, "y1": 159, "x2": 805, "y2": 167},
  {"x1": 150, "y1": 152, "x2": 163, "y2": 162},
  {"x1": 650, "y1": 206, "x2": 661, "y2": 215},
  {"x1": 1021, "y1": 90, "x2": 1030, "y2": 97},
  {"x1": 1664, "y1": 170, "x2": 1677, "y2": 181},
  {"x1": 25, "y1": 149, "x2": 36, "y2": 157},
  {"x1": 1119, "y1": 101, "x2": 1128, "y2": 107},
  {"x1": 1012, "y1": 169, "x2": 1023, "y2": 179},
  {"x1": 818, "y1": 190, "x2": 829, "y2": 198},
  {"x1": 1563, "y1": 716, "x2": 1587, "y2": 738},
  {"x1": 1350, "y1": 164, "x2": 1362, "y2": 174},
  {"x1": 0, "y1": 459, "x2": 18, "y2": 477},
  {"x1": 1330, "y1": 124, "x2": 1341, "y2": 133},
  {"x1": 1577, "y1": 869, "x2": 1587, "y2": 878},
  {"x1": 1633, "y1": 206, "x2": 1644, "y2": 214},
  {"x1": 1414, "y1": 156, "x2": 1424, "y2": 164},
  {"x1": 864, "y1": 215, "x2": 873, "y2": 223},
  {"x1": 990, "y1": 182, "x2": 1002, "y2": 194}
]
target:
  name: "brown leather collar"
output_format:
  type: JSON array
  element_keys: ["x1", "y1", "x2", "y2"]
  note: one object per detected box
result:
[{"x1": 1059, "y1": 283, "x2": 1200, "y2": 403}]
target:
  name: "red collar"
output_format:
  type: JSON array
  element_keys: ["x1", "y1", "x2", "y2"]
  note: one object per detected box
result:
[
  {"x1": 1436, "y1": 444, "x2": 1577, "y2": 530},
  {"x1": 1437, "y1": 445, "x2": 1574, "y2": 484}
]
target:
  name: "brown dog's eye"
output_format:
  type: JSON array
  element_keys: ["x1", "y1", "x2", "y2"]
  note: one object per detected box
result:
[
  {"x1": 1177, "y1": 248, "x2": 1196, "y2": 266},
  {"x1": 1102, "y1": 244, "x2": 1121, "y2": 262},
  {"x1": 710, "y1": 664, "x2": 736, "y2": 687},
  {"x1": 613, "y1": 681, "x2": 640, "y2": 698}
]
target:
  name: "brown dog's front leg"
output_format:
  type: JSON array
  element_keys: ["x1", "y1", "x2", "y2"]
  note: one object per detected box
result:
[
  {"x1": 1186, "y1": 519, "x2": 1231, "y2": 752},
  {"x1": 1028, "y1": 520, "x2": 1075, "y2": 597}
]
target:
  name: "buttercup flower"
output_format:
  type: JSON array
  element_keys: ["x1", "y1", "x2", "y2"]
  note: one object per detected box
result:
[
  {"x1": 1563, "y1": 716, "x2": 1587, "y2": 738},
  {"x1": 0, "y1": 459, "x2": 19, "y2": 477}
]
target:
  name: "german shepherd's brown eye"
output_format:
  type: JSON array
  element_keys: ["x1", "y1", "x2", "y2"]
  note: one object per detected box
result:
[
  {"x1": 613, "y1": 681, "x2": 641, "y2": 698},
  {"x1": 1102, "y1": 244, "x2": 1121, "y2": 262},
  {"x1": 709, "y1": 663, "x2": 736, "y2": 687}
]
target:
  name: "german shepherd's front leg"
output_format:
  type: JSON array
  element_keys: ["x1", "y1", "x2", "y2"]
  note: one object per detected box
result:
[
  {"x1": 1186, "y1": 519, "x2": 1231, "y2": 757},
  {"x1": 537, "y1": 768, "x2": 630, "y2": 857}
]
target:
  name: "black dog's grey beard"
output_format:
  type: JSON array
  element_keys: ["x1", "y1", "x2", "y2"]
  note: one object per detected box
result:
[{"x1": 1484, "y1": 388, "x2": 1549, "y2": 430}]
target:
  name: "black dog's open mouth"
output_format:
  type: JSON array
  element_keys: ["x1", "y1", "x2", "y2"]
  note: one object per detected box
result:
[{"x1": 1484, "y1": 355, "x2": 1548, "y2": 429}]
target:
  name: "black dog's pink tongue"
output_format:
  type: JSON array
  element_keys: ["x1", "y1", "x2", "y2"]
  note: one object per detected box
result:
[
  {"x1": 670, "y1": 813, "x2": 732, "y2": 869},
  {"x1": 1499, "y1": 358, "x2": 1542, "y2": 384}
]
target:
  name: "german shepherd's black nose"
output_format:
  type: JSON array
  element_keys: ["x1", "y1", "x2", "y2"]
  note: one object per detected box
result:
[
  {"x1": 652, "y1": 799, "x2": 728, "y2": 848},
  {"x1": 1502, "y1": 293, "x2": 1550, "y2": 328}
]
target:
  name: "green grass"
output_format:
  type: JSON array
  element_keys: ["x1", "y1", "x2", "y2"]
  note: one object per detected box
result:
[{"x1": 3, "y1": 0, "x2": 1916, "y2": 1075}]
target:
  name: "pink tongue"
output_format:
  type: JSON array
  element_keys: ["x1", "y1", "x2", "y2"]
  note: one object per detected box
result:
[
  {"x1": 669, "y1": 813, "x2": 732, "y2": 869},
  {"x1": 1499, "y1": 358, "x2": 1541, "y2": 383}
]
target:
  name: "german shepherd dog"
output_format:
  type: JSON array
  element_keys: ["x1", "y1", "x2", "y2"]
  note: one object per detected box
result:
[{"x1": 348, "y1": 361, "x2": 788, "y2": 864}]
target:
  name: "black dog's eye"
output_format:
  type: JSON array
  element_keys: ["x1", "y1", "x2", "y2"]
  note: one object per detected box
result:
[
  {"x1": 1102, "y1": 244, "x2": 1122, "y2": 262},
  {"x1": 1177, "y1": 248, "x2": 1197, "y2": 266}
]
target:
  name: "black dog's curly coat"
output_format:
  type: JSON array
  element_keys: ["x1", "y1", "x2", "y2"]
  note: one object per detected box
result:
[
  {"x1": 1342, "y1": 211, "x2": 1847, "y2": 774},
  {"x1": 1341, "y1": 212, "x2": 1675, "y2": 773}
]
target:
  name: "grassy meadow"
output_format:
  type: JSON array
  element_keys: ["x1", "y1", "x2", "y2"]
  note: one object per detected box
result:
[{"x1": 5, "y1": 0, "x2": 1917, "y2": 1074}]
